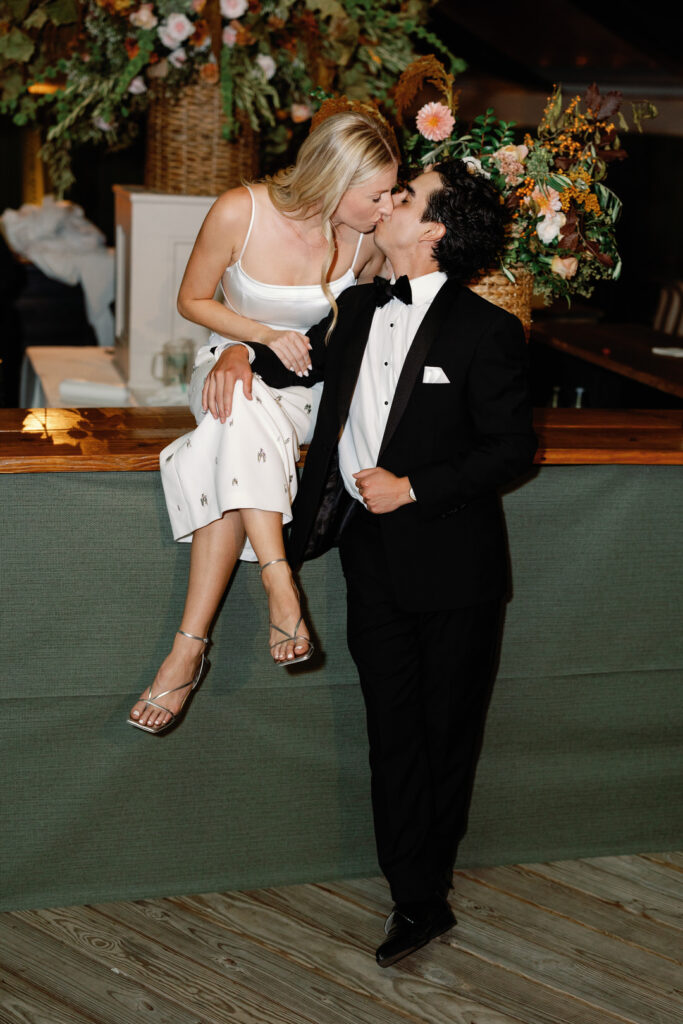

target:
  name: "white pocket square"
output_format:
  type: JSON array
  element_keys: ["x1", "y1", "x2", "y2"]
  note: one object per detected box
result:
[{"x1": 422, "y1": 365, "x2": 450, "y2": 384}]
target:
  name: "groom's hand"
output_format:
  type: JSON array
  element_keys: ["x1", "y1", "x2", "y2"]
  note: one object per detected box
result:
[
  {"x1": 354, "y1": 468, "x2": 413, "y2": 515},
  {"x1": 203, "y1": 345, "x2": 253, "y2": 422}
]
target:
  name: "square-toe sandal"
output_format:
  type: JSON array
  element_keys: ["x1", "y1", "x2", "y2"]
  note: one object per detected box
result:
[
  {"x1": 127, "y1": 630, "x2": 209, "y2": 733},
  {"x1": 260, "y1": 558, "x2": 314, "y2": 666}
]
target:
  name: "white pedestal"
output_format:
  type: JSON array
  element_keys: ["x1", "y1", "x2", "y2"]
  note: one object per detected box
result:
[{"x1": 113, "y1": 186, "x2": 216, "y2": 390}]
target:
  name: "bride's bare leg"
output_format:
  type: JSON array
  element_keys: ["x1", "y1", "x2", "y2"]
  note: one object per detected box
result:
[
  {"x1": 130, "y1": 510, "x2": 246, "y2": 730},
  {"x1": 240, "y1": 507, "x2": 311, "y2": 663}
]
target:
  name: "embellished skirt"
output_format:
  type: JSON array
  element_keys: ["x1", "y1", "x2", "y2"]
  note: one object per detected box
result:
[{"x1": 159, "y1": 346, "x2": 322, "y2": 561}]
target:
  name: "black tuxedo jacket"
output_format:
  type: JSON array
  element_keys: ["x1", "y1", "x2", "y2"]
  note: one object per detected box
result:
[{"x1": 248, "y1": 277, "x2": 538, "y2": 610}]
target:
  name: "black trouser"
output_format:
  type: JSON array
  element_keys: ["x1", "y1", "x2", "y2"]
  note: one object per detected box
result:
[{"x1": 339, "y1": 504, "x2": 504, "y2": 904}]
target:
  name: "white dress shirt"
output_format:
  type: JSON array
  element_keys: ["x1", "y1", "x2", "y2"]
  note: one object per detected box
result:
[{"x1": 339, "y1": 271, "x2": 448, "y2": 503}]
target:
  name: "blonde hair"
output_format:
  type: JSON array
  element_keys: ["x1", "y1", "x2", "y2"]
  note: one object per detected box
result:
[{"x1": 265, "y1": 111, "x2": 399, "y2": 336}]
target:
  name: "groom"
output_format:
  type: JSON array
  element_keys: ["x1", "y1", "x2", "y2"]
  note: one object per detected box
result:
[{"x1": 218, "y1": 160, "x2": 537, "y2": 967}]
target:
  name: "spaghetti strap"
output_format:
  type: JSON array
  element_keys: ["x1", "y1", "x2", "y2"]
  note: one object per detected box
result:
[
  {"x1": 351, "y1": 230, "x2": 363, "y2": 274},
  {"x1": 237, "y1": 184, "x2": 256, "y2": 262}
]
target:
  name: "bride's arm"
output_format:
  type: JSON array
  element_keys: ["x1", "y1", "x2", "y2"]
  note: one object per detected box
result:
[
  {"x1": 204, "y1": 344, "x2": 322, "y2": 423},
  {"x1": 177, "y1": 187, "x2": 312, "y2": 374},
  {"x1": 204, "y1": 306, "x2": 335, "y2": 422}
]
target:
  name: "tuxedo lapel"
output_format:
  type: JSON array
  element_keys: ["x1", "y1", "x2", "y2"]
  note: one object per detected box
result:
[
  {"x1": 335, "y1": 294, "x2": 377, "y2": 423},
  {"x1": 378, "y1": 278, "x2": 460, "y2": 461}
]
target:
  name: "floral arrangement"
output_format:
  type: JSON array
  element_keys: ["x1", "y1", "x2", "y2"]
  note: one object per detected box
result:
[
  {"x1": 0, "y1": 0, "x2": 465, "y2": 196},
  {"x1": 397, "y1": 57, "x2": 657, "y2": 303}
]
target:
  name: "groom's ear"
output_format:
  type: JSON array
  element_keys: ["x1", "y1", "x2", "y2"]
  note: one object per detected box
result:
[{"x1": 419, "y1": 221, "x2": 446, "y2": 244}]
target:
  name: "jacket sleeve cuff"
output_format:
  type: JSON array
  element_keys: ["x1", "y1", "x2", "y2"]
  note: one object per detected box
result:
[
  {"x1": 211, "y1": 340, "x2": 256, "y2": 363},
  {"x1": 409, "y1": 463, "x2": 468, "y2": 521}
]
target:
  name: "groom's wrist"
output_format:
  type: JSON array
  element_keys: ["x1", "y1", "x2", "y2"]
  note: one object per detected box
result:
[
  {"x1": 406, "y1": 477, "x2": 416, "y2": 502},
  {"x1": 398, "y1": 476, "x2": 416, "y2": 506}
]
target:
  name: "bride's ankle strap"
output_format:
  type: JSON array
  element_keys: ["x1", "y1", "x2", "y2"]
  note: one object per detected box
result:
[
  {"x1": 259, "y1": 558, "x2": 289, "y2": 574},
  {"x1": 177, "y1": 630, "x2": 209, "y2": 644}
]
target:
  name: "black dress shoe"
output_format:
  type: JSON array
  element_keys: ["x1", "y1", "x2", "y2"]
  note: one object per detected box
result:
[{"x1": 375, "y1": 899, "x2": 456, "y2": 968}]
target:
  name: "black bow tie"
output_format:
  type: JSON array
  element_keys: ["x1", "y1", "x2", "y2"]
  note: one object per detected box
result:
[{"x1": 373, "y1": 275, "x2": 412, "y2": 308}]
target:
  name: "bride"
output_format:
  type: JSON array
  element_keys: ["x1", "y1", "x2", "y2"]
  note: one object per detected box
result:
[{"x1": 128, "y1": 110, "x2": 398, "y2": 733}]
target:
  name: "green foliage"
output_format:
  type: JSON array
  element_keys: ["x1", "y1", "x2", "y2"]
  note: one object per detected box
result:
[
  {"x1": 1, "y1": 70, "x2": 25, "y2": 104},
  {"x1": 8, "y1": 0, "x2": 32, "y2": 19},
  {"x1": 0, "y1": 27, "x2": 35, "y2": 61},
  {"x1": 24, "y1": 7, "x2": 48, "y2": 28},
  {"x1": 469, "y1": 108, "x2": 516, "y2": 154},
  {"x1": 43, "y1": 0, "x2": 78, "y2": 24},
  {"x1": 631, "y1": 100, "x2": 658, "y2": 133},
  {"x1": 5, "y1": 0, "x2": 463, "y2": 196},
  {"x1": 305, "y1": 0, "x2": 346, "y2": 17}
]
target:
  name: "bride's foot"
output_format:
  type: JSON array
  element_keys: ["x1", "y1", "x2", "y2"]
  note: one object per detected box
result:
[
  {"x1": 260, "y1": 559, "x2": 313, "y2": 665},
  {"x1": 128, "y1": 630, "x2": 208, "y2": 732}
]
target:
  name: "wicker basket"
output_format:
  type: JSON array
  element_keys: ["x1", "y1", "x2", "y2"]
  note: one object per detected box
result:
[
  {"x1": 468, "y1": 268, "x2": 533, "y2": 340},
  {"x1": 144, "y1": 80, "x2": 259, "y2": 195}
]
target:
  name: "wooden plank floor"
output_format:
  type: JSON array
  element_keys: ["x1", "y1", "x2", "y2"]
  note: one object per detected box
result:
[{"x1": 1, "y1": 852, "x2": 681, "y2": 1024}]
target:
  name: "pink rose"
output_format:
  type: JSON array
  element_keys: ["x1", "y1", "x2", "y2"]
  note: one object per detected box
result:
[
  {"x1": 290, "y1": 102, "x2": 312, "y2": 123},
  {"x1": 128, "y1": 75, "x2": 147, "y2": 94},
  {"x1": 157, "y1": 13, "x2": 194, "y2": 48},
  {"x1": 222, "y1": 25, "x2": 237, "y2": 46},
  {"x1": 220, "y1": 0, "x2": 248, "y2": 17},
  {"x1": 494, "y1": 143, "x2": 528, "y2": 163},
  {"x1": 168, "y1": 46, "x2": 187, "y2": 68},
  {"x1": 551, "y1": 255, "x2": 579, "y2": 279},
  {"x1": 255, "y1": 53, "x2": 277, "y2": 80}
]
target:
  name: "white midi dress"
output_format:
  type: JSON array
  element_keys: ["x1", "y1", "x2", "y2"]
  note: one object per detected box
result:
[{"x1": 159, "y1": 186, "x2": 362, "y2": 560}]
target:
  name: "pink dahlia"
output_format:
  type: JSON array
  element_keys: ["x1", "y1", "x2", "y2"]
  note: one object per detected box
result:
[{"x1": 416, "y1": 102, "x2": 455, "y2": 142}]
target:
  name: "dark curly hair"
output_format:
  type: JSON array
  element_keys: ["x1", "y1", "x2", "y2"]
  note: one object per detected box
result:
[{"x1": 420, "y1": 160, "x2": 507, "y2": 282}]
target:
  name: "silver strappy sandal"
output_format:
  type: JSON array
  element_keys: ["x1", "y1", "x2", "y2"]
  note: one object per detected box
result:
[
  {"x1": 127, "y1": 630, "x2": 209, "y2": 733},
  {"x1": 260, "y1": 558, "x2": 314, "y2": 666}
]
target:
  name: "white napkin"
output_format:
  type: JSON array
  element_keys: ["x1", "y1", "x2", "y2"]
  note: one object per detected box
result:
[
  {"x1": 59, "y1": 378, "x2": 129, "y2": 404},
  {"x1": 652, "y1": 347, "x2": 683, "y2": 357}
]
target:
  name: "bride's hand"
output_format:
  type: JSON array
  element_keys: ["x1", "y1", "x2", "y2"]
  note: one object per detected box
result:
[
  {"x1": 203, "y1": 345, "x2": 253, "y2": 423},
  {"x1": 259, "y1": 327, "x2": 312, "y2": 377}
]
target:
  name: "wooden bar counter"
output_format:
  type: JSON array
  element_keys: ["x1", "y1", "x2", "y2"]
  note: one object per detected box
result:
[
  {"x1": 1, "y1": 406, "x2": 681, "y2": 913},
  {"x1": 1, "y1": 406, "x2": 682, "y2": 471},
  {"x1": 531, "y1": 321, "x2": 683, "y2": 401}
]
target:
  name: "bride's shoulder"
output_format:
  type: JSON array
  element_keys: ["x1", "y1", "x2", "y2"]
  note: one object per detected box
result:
[
  {"x1": 192, "y1": 185, "x2": 257, "y2": 265},
  {"x1": 209, "y1": 184, "x2": 256, "y2": 230}
]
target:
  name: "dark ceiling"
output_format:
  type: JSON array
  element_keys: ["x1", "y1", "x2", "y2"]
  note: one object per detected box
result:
[{"x1": 433, "y1": 1, "x2": 683, "y2": 95}]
